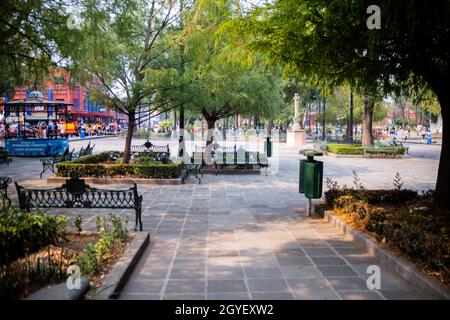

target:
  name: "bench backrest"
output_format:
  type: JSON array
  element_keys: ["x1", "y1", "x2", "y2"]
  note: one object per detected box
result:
[
  {"x1": 15, "y1": 177, "x2": 140, "y2": 210},
  {"x1": 131, "y1": 143, "x2": 169, "y2": 153}
]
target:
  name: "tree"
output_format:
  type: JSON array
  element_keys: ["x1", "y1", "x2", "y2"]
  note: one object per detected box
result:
[
  {"x1": 238, "y1": 0, "x2": 450, "y2": 208},
  {"x1": 0, "y1": 0, "x2": 71, "y2": 97},
  {"x1": 168, "y1": 0, "x2": 283, "y2": 148},
  {"x1": 60, "y1": 0, "x2": 185, "y2": 163}
]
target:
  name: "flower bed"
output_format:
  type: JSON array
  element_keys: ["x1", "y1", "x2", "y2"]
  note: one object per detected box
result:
[
  {"x1": 56, "y1": 152, "x2": 182, "y2": 179},
  {"x1": 324, "y1": 175, "x2": 450, "y2": 285},
  {"x1": 0, "y1": 206, "x2": 131, "y2": 299}
]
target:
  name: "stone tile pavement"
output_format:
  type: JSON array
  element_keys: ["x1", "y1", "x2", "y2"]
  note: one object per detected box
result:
[{"x1": 0, "y1": 137, "x2": 441, "y2": 300}]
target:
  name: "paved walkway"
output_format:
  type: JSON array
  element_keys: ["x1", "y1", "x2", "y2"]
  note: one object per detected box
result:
[
  {"x1": 119, "y1": 171, "x2": 434, "y2": 300},
  {"x1": 1, "y1": 137, "x2": 441, "y2": 299}
]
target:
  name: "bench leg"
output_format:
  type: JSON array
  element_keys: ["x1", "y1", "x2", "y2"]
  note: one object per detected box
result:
[
  {"x1": 195, "y1": 171, "x2": 201, "y2": 184},
  {"x1": 135, "y1": 206, "x2": 143, "y2": 231},
  {"x1": 181, "y1": 169, "x2": 187, "y2": 184}
]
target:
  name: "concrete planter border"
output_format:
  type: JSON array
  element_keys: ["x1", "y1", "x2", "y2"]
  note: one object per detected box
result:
[
  {"x1": 324, "y1": 210, "x2": 450, "y2": 299},
  {"x1": 93, "y1": 232, "x2": 150, "y2": 300}
]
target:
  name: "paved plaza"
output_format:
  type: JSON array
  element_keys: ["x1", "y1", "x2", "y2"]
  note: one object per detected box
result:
[{"x1": 0, "y1": 137, "x2": 441, "y2": 299}]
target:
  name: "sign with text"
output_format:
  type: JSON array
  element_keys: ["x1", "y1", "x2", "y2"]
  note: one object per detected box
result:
[{"x1": 6, "y1": 139, "x2": 68, "y2": 156}]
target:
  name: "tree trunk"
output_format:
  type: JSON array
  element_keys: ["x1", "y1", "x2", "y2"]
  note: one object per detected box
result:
[
  {"x1": 222, "y1": 118, "x2": 226, "y2": 140},
  {"x1": 347, "y1": 91, "x2": 354, "y2": 144},
  {"x1": 267, "y1": 119, "x2": 273, "y2": 136},
  {"x1": 178, "y1": 105, "x2": 184, "y2": 157},
  {"x1": 434, "y1": 91, "x2": 450, "y2": 208},
  {"x1": 362, "y1": 97, "x2": 374, "y2": 146},
  {"x1": 206, "y1": 118, "x2": 216, "y2": 147},
  {"x1": 322, "y1": 96, "x2": 326, "y2": 140},
  {"x1": 123, "y1": 112, "x2": 135, "y2": 164}
]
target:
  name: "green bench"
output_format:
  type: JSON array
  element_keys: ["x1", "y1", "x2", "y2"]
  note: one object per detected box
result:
[{"x1": 213, "y1": 150, "x2": 269, "y2": 174}]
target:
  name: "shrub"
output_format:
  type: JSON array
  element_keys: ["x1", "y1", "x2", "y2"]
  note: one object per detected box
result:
[
  {"x1": 383, "y1": 219, "x2": 450, "y2": 275},
  {"x1": 325, "y1": 177, "x2": 449, "y2": 283},
  {"x1": 56, "y1": 162, "x2": 182, "y2": 178},
  {"x1": 0, "y1": 209, "x2": 67, "y2": 264},
  {"x1": 0, "y1": 247, "x2": 74, "y2": 299},
  {"x1": 56, "y1": 151, "x2": 181, "y2": 178},
  {"x1": 327, "y1": 144, "x2": 364, "y2": 155},
  {"x1": 73, "y1": 215, "x2": 82, "y2": 234},
  {"x1": 71, "y1": 152, "x2": 110, "y2": 164},
  {"x1": 79, "y1": 213, "x2": 128, "y2": 276},
  {"x1": 326, "y1": 144, "x2": 406, "y2": 156},
  {"x1": 364, "y1": 146, "x2": 406, "y2": 156}
]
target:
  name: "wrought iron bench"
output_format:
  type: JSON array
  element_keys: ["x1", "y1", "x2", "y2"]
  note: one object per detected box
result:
[
  {"x1": 40, "y1": 147, "x2": 73, "y2": 178},
  {"x1": 15, "y1": 176, "x2": 143, "y2": 231},
  {"x1": 195, "y1": 144, "x2": 236, "y2": 154},
  {"x1": 213, "y1": 150, "x2": 269, "y2": 174},
  {"x1": 131, "y1": 141, "x2": 170, "y2": 161},
  {"x1": 0, "y1": 150, "x2": 11, "y2": 166},
  {"x1": 181, "y1": 163, "x2": 202, "y2": 184},
  {"x1": 71, "y1": 142, "x2": 95, "y2": 159},
  {"x1": 0, "y1": 177, "x2": 12, "y2": 207}
]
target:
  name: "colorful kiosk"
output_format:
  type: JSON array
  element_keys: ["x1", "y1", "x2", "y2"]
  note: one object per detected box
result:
[{"x1": 0, "y1": 91, "x2": 72, "y2": 156}]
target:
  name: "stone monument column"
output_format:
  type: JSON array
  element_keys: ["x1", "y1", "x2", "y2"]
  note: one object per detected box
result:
[
  {"x1": 292, "y1": 93, "x2": 301, "y2": 131},
  {"x1": 287, "y1": 92, "x2": 306, "y2": 147}
]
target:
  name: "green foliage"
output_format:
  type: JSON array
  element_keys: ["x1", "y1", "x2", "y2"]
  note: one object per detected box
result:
[
  {"x1": 56, "y1": 151, "x2": 181, "y2": 178},
  {"x1": 73, "y1": 215, "x2": 82, "y2": 234},
  {"x1": 393, "y1": 173, "x2": 404, "y2": 191},
  {"x1": 326, "y1": 144, "x2": 406, "y2": 156},
  {"x1": 78, "y1": 243, "x2": 97, "y2": 276},
  {"x1": 163, "y1": 0, "x2": 283, "y2": 136},
  {"x1": 325, "y1": 179, "x2": 449, "y2": 282},
  {"x1": 136, "y1": 154, "x2": 157, "y2": 165},
  {"x1": 0, "y1": 209, "x2": 67, "y2": 265},
  {"x1": 0, "y1": 1, "x2": 70, "y2": 97},
  {"x1": 56, "y1": 162, "x2": 181, "y2": 179},
  {"x1": 79, "y1": 213, "x2": 128, "y2": 276},
  {"x1": 0, "y1": 248, "x2": 72, "y2": 300},
  {"x1": 364, "y1": 147, "x2": 406, "y2": 156},
  {"x1": 70, "y1": 152, "x2": 110, "y2": 164},
  {"x1": 324, "y1": 178, "x2": 418, "y2": 207},
  {"x1": 326, "y1": 144, "x2": 364, "y2": 155}
]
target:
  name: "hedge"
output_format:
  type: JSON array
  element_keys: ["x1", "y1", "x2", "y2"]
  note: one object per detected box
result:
[
  {"x1": 73, "y1": 152, "x2": 110, "y2": 164},
  {"x1": 56, "y1": 162, "x2": 182, "y2": 178},
  {"x1": 327, "y1": 144, "x2": 364, "y2": 155},
  {"x1": 364, "y1": 146, "x2": 406, "y2": 155},
  {"x1": 327, "y1": 144, "x2": 406, "y2": 156}
]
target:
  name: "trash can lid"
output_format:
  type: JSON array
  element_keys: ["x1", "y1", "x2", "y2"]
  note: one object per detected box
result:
[{"x1": 299, "y1": 149, "x2": 323, "y2": 157}]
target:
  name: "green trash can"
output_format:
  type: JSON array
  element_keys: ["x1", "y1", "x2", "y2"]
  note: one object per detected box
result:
[
  {"x1": 303, "y1": 160, "x2": 323, "y2": 199},
  {"x1": 264, "y1": 137, "x2": 272, "y2": 157}
]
